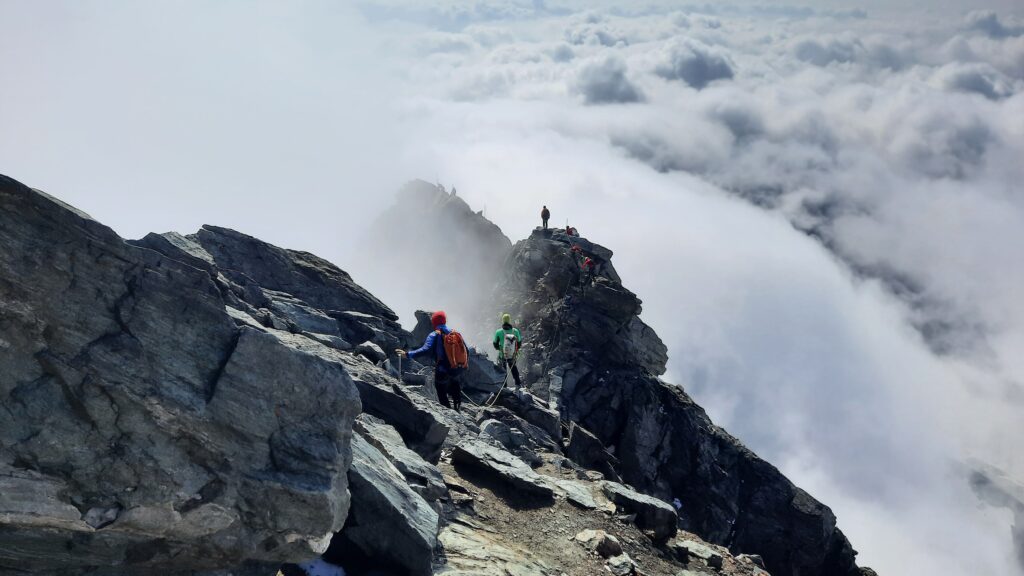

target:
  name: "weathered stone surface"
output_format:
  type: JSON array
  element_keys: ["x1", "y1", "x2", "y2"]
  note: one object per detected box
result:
[
  {"x1": 548, "y1": 477, "x2": 599, "y2": 510},
  {"x1": 480, "y1": 418, "x2": 517, "y2": 449},
  {"x1": 478, "y1": 406, "x2": 560, "y2": 454},
  {"x1": 128, "y1": 230, "x2": 217, "y2": 274},
  {"x1": 670, "y1": 539, "x2": 724, "y2": 569},
  {"x1": 737, "y1": 553, "x2": 767, "y2": 569},
  {"x1": 326, "y1": 435, "x2": 438, "y2": 576},
  {"x1": 436, "y1": 520, "x2": 551, "y2": 576},
  {"x1": 493, "y1": 388, "x2": 562, "y2": 442},
  {"x1": 342, "y1": 356, "x2": 449, "y2": 463},
  {"x1": 451, "y1": 440, "x2": 555, "y2": 499},
  {"x1": 355, "y1": 340, "x2": 386, "y2": 364},
  {"x1": 573, "y1": 529, "x2": 622, "y2": 558},
  {"x1": 566, "y1": 421, "x2": 619, "y2": 478},
  {"x1": 354, "y1": 414, "x2": 446, "y2": 501},
  {"x1": 263, "y1": 289, "x2": 343, "y2": 336},
  {"x1": 601, "y1": 481, "x2": 678, "y2": 540},
  {"x1": 464, "y1": 349, "x2": 507, "y2": 397},
  {"x1": 304, "y1": 332, "x2": 353, "y2": 351},
  {"x1": 606, "y1": 553, "x2": 636, "y2": 576},
  {"x1": 194, "y1": 224, "x2": 397, "y2": 321},
  {"x1": 0, "y1": 176, "x2": 361, "y2": 573}
]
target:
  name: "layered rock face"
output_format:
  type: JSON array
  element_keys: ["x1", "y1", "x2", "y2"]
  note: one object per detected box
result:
[
  {"x1": 0, "y1": 176, "x2": 362, "y2": 573},
  {"x1": 496, "y1": 228, "x2": 861, "y2": 576}
]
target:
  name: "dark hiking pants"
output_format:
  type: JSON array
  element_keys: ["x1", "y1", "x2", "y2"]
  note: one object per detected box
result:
[
  {"x1": 435, "y1": 370, "x2": 462, "y2": 410},
  {"x1": 504, "y1": 359, "x2": 522, "y2": 388}
]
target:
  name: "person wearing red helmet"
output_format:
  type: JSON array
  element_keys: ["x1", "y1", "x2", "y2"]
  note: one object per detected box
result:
[
  {"x1": 397, "y1": 310, "x2": 468, "y2": 411},
  {"x1": 583, "y1": 256, "x2": 596, "y2": 285}
]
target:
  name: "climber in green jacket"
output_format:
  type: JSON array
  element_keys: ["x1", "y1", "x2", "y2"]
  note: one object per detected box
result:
[{"x1": 493, "y1": 313, "x2": 523, "y2": 389}]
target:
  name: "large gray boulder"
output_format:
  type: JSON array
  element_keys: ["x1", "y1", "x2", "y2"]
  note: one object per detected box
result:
[
  {"x1": 345, "y1": 359, "x2": 449, "y2": 463},
  {"x1": 326, "y1": 435, "x2": 438, "y2": 576},
  {"x1": 354, "y1": 414, "x2": 447, "y2": 501},
  {"x1": 451, "y1": 440, "x2": 555, "y2": 500},
  {"x1": 493, "y1": 389, "x2": 562, "y2": 442},
  {"x1": 0, "y1": 175, "x2": 361, "y2": 573},
  {"x1": 477, "y1": 406, "x2": 560, "y2": 454},
  {"x1": 601, "y1": 481, "x2": 678, "y2": 540}
]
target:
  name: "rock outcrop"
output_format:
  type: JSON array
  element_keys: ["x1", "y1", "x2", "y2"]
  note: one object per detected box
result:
[
  {"x1": 324, "y1": 435, "x2": 438, "y2": 576},
  {"x1": 0, "y1": 176, "x2": 361, "y2": 574},
  {"x1": 496, "y1": 227, "x2": 861, "y2": 576}
]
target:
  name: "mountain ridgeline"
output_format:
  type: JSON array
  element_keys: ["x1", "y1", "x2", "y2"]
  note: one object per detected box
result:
[{"x1": 0, "y1": 174, "x2": 869, "y2": 576}]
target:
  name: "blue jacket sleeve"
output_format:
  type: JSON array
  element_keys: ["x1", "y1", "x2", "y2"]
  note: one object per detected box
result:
[{"x1": 408, "y1": 331, "x2": 436, "y2": 360}]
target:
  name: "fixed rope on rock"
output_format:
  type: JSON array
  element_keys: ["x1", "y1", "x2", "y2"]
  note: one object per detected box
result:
[{"x1": 483, "y1": 351, "x2": 517, "y2": 408}]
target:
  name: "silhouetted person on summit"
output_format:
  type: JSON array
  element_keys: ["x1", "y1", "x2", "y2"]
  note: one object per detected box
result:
[{"x1": 541, "y1": 206, "x2": 550, "y2": 229}]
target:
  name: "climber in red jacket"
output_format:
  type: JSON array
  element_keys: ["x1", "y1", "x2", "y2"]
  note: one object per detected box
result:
[{"x1": 583, "y1": 257, "x2": 596, "y2": 285}]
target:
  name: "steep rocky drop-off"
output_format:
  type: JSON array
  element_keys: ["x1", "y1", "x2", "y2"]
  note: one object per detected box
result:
[{"x1": 0, "y1": 175, "x2": 362, "y2": 574}]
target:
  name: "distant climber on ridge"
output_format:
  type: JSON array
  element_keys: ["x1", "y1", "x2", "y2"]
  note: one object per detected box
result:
[
  {"x1": 398, "y1": 310, "x2": 469, "y2": 411},
  {"x1": 570, "y1": 243, "x2": 583, "y2": 259},
  {"x1": 541, "y1": 205, "x2": 550, "y2": 229},
  {"x1": 583, "y1": 256, "x2": 596, "y2": 285},
  {"x1": 492, "y1": 313, "x2": 523, "y2": 390}
]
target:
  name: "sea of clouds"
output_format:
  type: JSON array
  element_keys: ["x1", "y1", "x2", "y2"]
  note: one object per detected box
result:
[{"x1": 360, "y1": 2, "x2": 1024, "y2": 574}]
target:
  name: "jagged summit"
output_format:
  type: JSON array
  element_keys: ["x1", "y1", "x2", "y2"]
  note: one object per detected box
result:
[
  {"x1": 357, "y1": 180, "x2": 511, "y2": 343},
  {"x1": 0, "y1": 174, "x2": 869, "y2": 576}
]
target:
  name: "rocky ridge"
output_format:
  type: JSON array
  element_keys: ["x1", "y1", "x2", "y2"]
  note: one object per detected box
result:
[
  {"x1": 0, "y1": 174, "x2": 870, "y2": 576},
  {"x1": 496, "y1": 227, "x2": 862, "y2": 576}
]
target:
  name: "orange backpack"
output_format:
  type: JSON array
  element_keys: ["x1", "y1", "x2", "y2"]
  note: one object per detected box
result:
[{"x1": 436, "y1": 329, "x2": 470, "y2": 369}]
